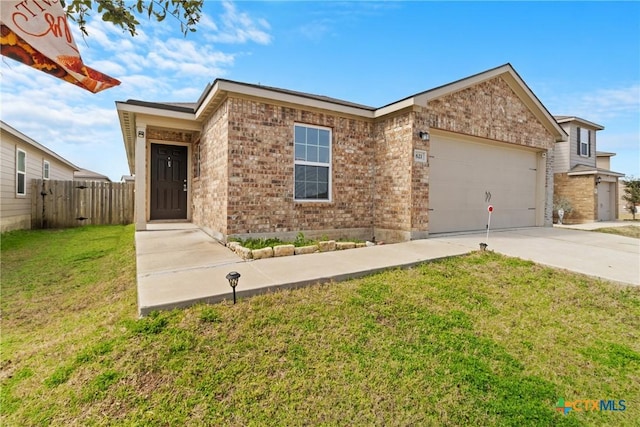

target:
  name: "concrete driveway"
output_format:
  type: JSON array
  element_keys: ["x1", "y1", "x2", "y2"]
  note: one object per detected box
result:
[
  {"x1": 431, "y1": 226, "x2": 640, "y2": 286},
  {"x1": 135, "y1": 222, "x2": 638, "y2": 315}
]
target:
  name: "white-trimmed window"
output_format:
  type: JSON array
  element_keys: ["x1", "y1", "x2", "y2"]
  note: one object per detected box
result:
[
  {"x1": 578, "y1": 127, "x2": 590, "y2": 157},
  {"x1": 43, "y1": 160, "x2": 50, "y2": 180},
  {"x1": 294, "y1": 124, "x2": 331, "y2": 201},
  {"x1": 16, "y1": 148, "x2": 26, "y2": 196}
]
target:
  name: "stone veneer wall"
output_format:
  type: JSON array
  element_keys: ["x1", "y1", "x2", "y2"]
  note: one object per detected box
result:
[
  {"x1": 544, "y1": 150, "x2": 555, "y2": 226},
  {"x1": 217, "y1": 96, "x2": 375, "y2": 241},
  {"x1": 554, "y1": 173, "x2": 596, "y2": 223}
]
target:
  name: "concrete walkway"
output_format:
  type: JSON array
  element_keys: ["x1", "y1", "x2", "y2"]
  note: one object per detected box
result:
[{"x1": 135, "y1": 222, "x2": 639, "y2": 316}]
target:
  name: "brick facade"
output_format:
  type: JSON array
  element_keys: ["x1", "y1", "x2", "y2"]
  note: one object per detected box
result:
[
  {"x1": 554, "y1": 173, "x2": 596, "y2": 223},
  {"x1": 187, "y1": 76, "x2": 558, "y2": 242},
  {"x1": 125, "y1": 67, "x2": 562, "y2": 240},
  {"x1": 192, "y1": 100, "x2": 229, "y2": 240},
  {"x1": 425, "y1": 77, "x2": 556, "y2": 227},
  {"x1": 426, "y1": 78, "x2": 554, "y2": 151},
  {"x1": 195, "y1": 97, "x2": 376, "y2": 242}
]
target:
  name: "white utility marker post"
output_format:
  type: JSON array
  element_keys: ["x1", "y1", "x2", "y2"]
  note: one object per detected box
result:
[
  {"x1": 480, "y1": 205, "x2": 494, "y2": 251},
  {"x1": 486, "y1": 205, "x2": 493, "y2": 242}
]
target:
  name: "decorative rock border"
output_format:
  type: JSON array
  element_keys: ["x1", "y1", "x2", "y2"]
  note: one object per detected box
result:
[{"x1": 226, "y1": 240, "x2": 369, "y2": 260}]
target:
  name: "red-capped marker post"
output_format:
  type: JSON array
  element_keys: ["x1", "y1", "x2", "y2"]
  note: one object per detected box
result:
[{"x1": 481, "y1": 205, "x2": 494, "y2": 251}]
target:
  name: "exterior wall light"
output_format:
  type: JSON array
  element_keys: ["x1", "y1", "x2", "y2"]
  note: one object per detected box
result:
[
  {"x1": 137, "y1": 130, "x2": 145, "y2": 138},
  {"x1": 596, "y1": 176, "x2": 602, "y2": 185},
  {"x1": 419, "y1": 131, "x2": 430, "y2": 141},
  {"x1": 226, "y1": 271, "x2": 241, "y2": 304}
]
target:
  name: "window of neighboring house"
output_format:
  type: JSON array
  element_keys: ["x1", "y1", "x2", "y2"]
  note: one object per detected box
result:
[
  {"x1": 16, "y1": 148, "x2": 26, "y2": 196},
  {"x1": 294, "y1": 124, "x2": 331, "y2": 201},
  {"x1": 578, "y1": 127, "x2": 590, "y2": 157},
  {"x1": 43, "y1": 160, "x2": 50, "y2": 180}
]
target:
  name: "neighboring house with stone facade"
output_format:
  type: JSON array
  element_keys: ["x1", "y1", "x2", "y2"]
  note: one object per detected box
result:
[
  {"x1": 553, "y1": 116, "x2": 624, "y2": 223},
  {"x1": 116, "y1": 63, "x2": 566, "y2": 243},
  {"x1": 1, "y1": 120, "x2": 78, "y2": 232}
]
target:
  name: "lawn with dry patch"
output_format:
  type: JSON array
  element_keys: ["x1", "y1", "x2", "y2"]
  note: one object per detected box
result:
[
  {"x1": 593, "y1": 225, "x2": 640, "y2": 239},
  {"x1": 2, "y1": 225, "x2": 639, "y2": 426}
]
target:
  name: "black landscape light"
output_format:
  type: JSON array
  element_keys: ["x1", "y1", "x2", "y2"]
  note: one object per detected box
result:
[{"x1": 226, "y1": 271, "x2": 241, "y2": 304}]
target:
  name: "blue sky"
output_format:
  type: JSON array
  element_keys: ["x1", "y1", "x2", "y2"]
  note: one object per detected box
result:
[{"x1": 2, "y1": 1, "x2": 638, "y2": 181}]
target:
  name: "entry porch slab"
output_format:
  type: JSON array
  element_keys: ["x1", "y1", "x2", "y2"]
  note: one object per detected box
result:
[{"x1": 134, "y1": 224, "x2": 471, "y2": 316}]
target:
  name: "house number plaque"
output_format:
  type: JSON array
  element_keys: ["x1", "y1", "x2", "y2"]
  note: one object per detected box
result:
[{"x1": 414, "y1": 149, "x2": 427, "y2": 163}]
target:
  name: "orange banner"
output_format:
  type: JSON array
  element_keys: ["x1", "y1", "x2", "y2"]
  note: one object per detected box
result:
[{"x1": 1, "y1": 0, "x2": 120, "y2": 93}]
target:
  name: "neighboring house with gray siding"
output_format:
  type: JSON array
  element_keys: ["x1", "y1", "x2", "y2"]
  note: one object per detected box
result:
[
  {"x1": 1, "y1": 121, "x2": 78, "y2": 232},
  {"x1": 553, "y1": 116, "x2": 624, "y2": 223}
]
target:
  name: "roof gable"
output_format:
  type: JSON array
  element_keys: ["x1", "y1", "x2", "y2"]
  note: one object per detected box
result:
[{"x1": 377, "y1": 63, "x2": 566, "y2": 142}]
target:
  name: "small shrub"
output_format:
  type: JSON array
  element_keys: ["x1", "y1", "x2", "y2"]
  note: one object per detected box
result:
[
  {"x1": 235, "y1": 237, "x2": 284, "y2": 250},
  {"x1": 293, "y1": 232, "x2": 314, "y2": 247}
]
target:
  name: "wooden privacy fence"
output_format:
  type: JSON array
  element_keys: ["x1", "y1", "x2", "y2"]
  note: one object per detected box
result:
[{"x1": 31, "y1": 180, "x2": 134, "y2": 229}]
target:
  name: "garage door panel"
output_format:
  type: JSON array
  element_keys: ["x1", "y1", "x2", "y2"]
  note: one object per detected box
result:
[{"x1": 429, "y1": 135, "x2": 538, "y2": 234}]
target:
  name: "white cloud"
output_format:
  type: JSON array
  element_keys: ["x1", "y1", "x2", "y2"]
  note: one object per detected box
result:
[
  {"x1": 296, "y1": 19, "x2": 334, "y2": 42},
  {"x1": 89, "y1": 60, "x2": 127, "y2": 76},
  {"x1": 548, "y1": 84, "x2": 640, "y2": 123},
  {"x1": 581, "y1": 85, "x2": 640, "y2": 118},
  {"x1": 204, "y1": 0, "x2": 272, "y2": 45},
  {"x1": 1, "y1": 1, "x2": 273, "y2": 180}
]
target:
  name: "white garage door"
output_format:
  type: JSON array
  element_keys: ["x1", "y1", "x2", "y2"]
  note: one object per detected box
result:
[{"x1": 429, "y1": 135, "x2": 539, "y2": 234}]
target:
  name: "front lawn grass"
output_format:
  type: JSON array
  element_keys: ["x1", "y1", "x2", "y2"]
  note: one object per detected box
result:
[
  {"x1": 2, "y1": 225, "x2": 639, "y2": 426},
  {"x1": 593, "y1": 225, "x2": 640, "y2": 239}
]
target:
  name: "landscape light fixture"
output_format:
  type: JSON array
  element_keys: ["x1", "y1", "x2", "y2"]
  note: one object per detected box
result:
[
  {"x1": 226, "y1": 271, "x2": 241, "y2": 304},
  {"x1": 419, "y1": 131, "x2": 430, "y2": 141}
]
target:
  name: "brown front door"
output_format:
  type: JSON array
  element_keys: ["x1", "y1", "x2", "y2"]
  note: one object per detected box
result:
[{"x1": 150, "y1": 144, "x2": 188, "y2": 220}]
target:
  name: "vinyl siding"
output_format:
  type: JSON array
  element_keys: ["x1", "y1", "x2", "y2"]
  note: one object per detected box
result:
[
  {"x1": 554, "y1": 122, "x2": 571, "y2": 173},
  {"x1": 569, "y1": 124, "x2": 596, "y2": 169},
  {"x1": 554, "y1": 122, "x2": 597, "y2": 173},
  {"x1": 596, "y1": 156, "x2": 611, "y2": 169},
  {"x1": 1, "y1": 130, "x2": 75, "y2": 231}
]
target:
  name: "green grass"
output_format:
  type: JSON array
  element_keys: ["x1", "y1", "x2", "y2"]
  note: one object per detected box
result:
[
  {"x1": 593, "y1": 225, "x2": 640, "y2": 239},
  {"x1": 2, "y1": 226, "x2": 639, "y2": 425}
]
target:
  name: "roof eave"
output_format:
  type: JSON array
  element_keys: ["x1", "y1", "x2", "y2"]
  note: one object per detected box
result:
[
  {"x1": 116, "y1": 101, "x2": 200, "y2": 174},
  {"x1": 554, "y1": 116, "x2": 604, "y2": 131},
  {"x1": 568, "y1": 168, "x2": 625, "y2": 177},
  {"x1": 194, "y1": 79, "x2": 376, "y2": 121}
]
